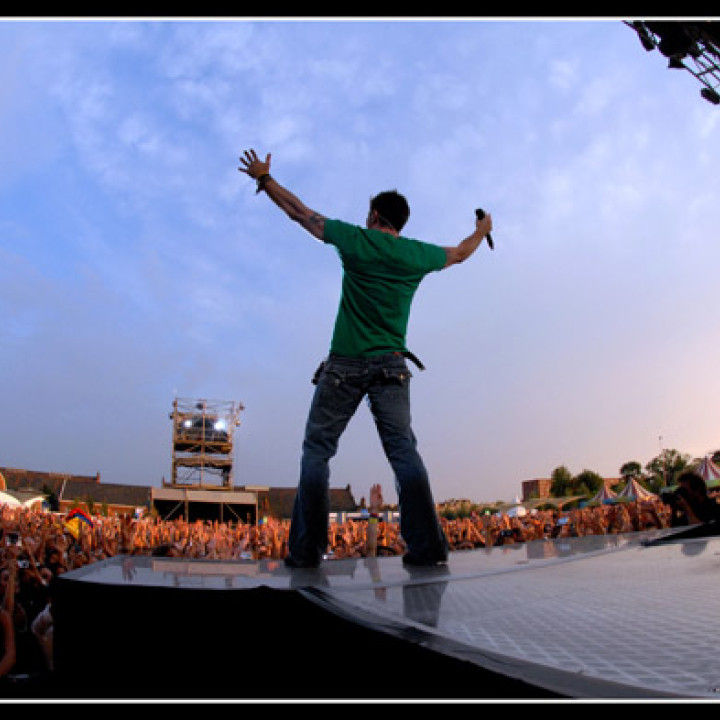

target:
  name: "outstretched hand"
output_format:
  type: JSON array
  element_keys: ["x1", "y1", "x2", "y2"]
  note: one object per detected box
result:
[
  {"x1": 475, "y1": 211, "x2": 493, "y2": 237},
  {"x1": 239, "y1": 149, "x2": 271, "y2": 180}
]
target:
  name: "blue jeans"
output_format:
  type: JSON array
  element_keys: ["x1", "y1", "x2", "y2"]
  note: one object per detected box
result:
[{"x1": 288, "y1": 353, "x2": 449, "y2": 565}]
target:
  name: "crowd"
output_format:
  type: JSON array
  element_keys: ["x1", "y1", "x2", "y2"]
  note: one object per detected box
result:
[{"x1": 0, "y1": 490, "x2": 702, "y2": 688}]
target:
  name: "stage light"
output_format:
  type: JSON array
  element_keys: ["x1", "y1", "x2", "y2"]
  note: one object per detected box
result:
[
  {"x1": 668, "y1": 57, "x2": 686, "y2": 69},
  {"x1": 633, "y1": 22, "x2": 656, "y2": 51},
  {"x1": 214, "y1": 419, "x2": 227, "y2": 431},
  {"x1": 625, "y1": 20, "x2": 720, "y2": 109},
  {"x1": 701, "y1": 87, "x2": 720, "y2": 104},
  {"x1": 646, "y1": 21, "x2": 694, "y2": 59}
]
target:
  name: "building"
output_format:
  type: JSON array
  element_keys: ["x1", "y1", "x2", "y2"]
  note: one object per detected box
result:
[
  {"x1": 0, "y1": 467, "x2": 151, "y2": 516},
  {"x1": 0, "y1": 466, "x2": 357, "y2": 522},
  {"x1": 521, "y1": 478, "x2": 553, "y2": 502}
]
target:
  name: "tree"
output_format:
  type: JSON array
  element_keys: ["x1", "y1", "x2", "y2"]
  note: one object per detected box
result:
[
  {"x1": 550, "y1": 466, "x2": 573, "y2": 497},
  {"x1": 573, "y1": 469, "x2": 604, "y2": 496},
  {"x1": 645, "y1": 448, "x2": 691, "y2": 491},
  {"x1": 620, "y1": 461, "x2": 643, "y2": 481},
  {"x1": 549, "y1": 466, "x2": 603, "y2": 497}
]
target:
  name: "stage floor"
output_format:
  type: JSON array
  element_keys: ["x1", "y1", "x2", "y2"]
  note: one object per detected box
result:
[{"x1": 56, "y1": 526, "x2": 720, "y2": 699}]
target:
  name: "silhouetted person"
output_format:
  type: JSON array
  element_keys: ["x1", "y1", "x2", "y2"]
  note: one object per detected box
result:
[{"x1": 671, "y1": 471, "x2": 720, "y2": 527}]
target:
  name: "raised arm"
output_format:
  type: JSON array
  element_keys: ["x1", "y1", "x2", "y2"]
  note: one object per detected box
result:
[
  {"x1": 443, "y1": 212, "x2": 493, "y2": 268},
  {"x1": 238, "y1": 149, "x2": 326, "y2": 241},
  {"x1": 0, "y1": 607, "x2": 16, "y2": 679}
]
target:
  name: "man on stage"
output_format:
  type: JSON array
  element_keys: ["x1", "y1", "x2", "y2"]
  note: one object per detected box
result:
[{"x1": 239, "y1": 149, "x2": 492, "y2": 568}]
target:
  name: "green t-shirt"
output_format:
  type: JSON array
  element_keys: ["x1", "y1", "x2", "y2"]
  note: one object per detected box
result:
[{"x1": 323, "y1": 218, "x2": 446, "y2": 357}]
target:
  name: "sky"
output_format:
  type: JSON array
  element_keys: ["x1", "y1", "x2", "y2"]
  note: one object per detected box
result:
[{"x1": 1, "y1": 17, "x2": 719, "y2": 507}]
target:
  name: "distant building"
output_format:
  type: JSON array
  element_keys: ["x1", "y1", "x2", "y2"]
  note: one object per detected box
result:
[
  {"x1": 0, "y1": 467, "x2": 150, "y2": 516},
  {"x1": 521, "y1": 478, "x2": 553, "y2": 502},
  {"x1": 0, "y1": 466, "x2": 357, "y2": 523}
]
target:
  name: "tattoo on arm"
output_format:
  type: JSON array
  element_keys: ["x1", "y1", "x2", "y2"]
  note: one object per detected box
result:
[
  {"x1": 302, "y1": 212, "x2": 326, "y2": 241},
  {"x1": 264, "y1": 176, "x2": 325, "y2": 240}
]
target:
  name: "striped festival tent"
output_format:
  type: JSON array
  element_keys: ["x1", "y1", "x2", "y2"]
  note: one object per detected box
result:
[
  {"x1": 617, "y1": 477, "x2": 657, "y2": 501},
  {"x1": 695, "y1": 456, "x2": 720, "y2": 488},
  {"x1": 591, "y1": 483, "x2": 617, "y2": 504}
]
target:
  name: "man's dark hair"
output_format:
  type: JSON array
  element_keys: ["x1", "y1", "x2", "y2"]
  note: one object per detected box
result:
[
  {"x1": 678, "y1": 470, "x2": 707, "y2": 495},
  {"x1": 370, "y1": 190, "x2": 410, "y2": 233}
]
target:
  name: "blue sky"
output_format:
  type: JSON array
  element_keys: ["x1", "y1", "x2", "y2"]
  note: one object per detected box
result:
[{"x1": 1, "y1": 18, "x2": 719, "y2": 506}]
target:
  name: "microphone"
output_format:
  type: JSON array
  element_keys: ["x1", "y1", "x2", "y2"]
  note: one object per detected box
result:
[{"x1": 475, "y1": 208, "x2": 493, "y2": 250}]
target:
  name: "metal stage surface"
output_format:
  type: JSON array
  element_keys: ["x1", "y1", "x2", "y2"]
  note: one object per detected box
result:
[{"x1": 52, "y1": 527, "x2": 720, "y2": 700}]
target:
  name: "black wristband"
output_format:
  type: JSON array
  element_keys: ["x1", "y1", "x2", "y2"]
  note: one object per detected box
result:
[{"x1": 255, "y1": 174, "x2": 272, "y2": 194}]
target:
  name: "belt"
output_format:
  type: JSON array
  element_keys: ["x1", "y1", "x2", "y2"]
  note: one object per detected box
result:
[
  {"x1": 325, "y1": 351, "x2": 426, "y2": 371},
  {"x1": 394, "y1": 350, "x2": 425, "y2": 371}
]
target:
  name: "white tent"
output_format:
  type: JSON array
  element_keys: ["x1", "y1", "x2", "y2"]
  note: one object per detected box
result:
[
  {"x1": 507, "y1": 504, "x2": 527, "y2": 518},
  {"x1": 0, "y1": 491, "x2": 22, "y2": 507},
  {"x1": 506, "y1": 495, "x2": 528, "y2": 517},
  {"x1": 0, "y1": 489, "x2": 46, "y2": 509},
  {"x1": 617, "y1": 477, "x2": 657, "y2": 501}
]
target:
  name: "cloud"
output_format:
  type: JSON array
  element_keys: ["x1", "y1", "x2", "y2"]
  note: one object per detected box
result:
[{"x1": 1, "y1": 19, "x2": 719, "y2": 506}]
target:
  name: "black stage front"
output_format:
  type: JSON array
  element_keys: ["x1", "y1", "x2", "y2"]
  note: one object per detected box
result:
[{"x1": 50, "y1": 527, "x2": 720, "y2": 700}]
